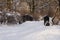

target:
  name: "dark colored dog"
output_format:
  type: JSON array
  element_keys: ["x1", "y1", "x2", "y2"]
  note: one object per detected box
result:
[
  {"x1": 22, "y1": 15, "x2": 34, "y2": 22},
  {"x1": 44, "y1": 15, "x2": 50, "y2": 26}
]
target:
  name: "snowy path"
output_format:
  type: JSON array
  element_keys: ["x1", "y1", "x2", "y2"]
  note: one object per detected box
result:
[{"x1": 0, "y1": 21, "x2": 60, "y2": 40}]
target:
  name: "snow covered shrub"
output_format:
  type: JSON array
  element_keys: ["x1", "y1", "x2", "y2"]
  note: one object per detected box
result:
[
  {"x1": 5, "y1": 11, "x2": 23, "y2": 24},
  {"x1": 0, "y1": 11, "x2": 6, "y2": 24},
  {"x1": 5, "y1": 12, "x2": 17, "y2": 24}
]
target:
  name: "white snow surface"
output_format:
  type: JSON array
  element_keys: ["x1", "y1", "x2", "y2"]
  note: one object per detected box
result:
[{"x1": 0, "y1": 21, "x2": 60, "y2": 40}]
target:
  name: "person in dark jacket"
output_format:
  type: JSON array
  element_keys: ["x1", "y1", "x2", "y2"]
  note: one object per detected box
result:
[{"x1": 44, "y1": 15, "x2": 50, "y2": 26}]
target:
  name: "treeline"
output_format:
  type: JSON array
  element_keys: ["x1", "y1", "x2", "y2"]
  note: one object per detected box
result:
[{"x1": 0, "y1": 0, "x2": 60, "y2": 20}]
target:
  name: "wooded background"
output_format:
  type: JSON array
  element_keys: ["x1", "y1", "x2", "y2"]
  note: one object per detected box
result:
[{"x1": 0, "y1": 0, "x2": 60, "y2": 20}]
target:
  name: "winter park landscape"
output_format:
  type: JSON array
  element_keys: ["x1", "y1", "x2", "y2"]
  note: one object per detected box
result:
[{"x1": 0, "y1": 0, "x2": 60, "y2": 40}]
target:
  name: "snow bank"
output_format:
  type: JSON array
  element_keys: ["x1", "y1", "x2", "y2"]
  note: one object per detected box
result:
[{"x1": 0, "y1": 21, "x2": 60, "y2": 40}]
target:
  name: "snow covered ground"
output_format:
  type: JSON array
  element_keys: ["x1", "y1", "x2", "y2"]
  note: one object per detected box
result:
[{"x1": 0, "y1": 21, "x2": 60, "y2": 40}]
